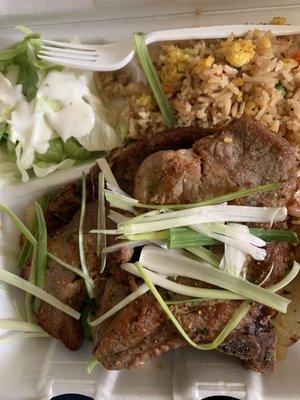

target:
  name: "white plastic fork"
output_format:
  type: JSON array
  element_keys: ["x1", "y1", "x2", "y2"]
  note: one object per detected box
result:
[{"x1": 38, "y1": 24, "x2": 300, "y2": 71}]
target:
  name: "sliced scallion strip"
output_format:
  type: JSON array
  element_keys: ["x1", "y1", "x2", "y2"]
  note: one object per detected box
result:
[
  {"x1": 122, "y1": 263, "x2": 244, "y2": 300},
  {"x1": 103, "y1": 240, "x2": 149, "y2": 254},
  {"x1": 97, "y1": 172, "x2": 107, "y2": 272},
  {"x1": 169, "y1": 227, "x2": 298, "y2": 248},
  {"x1": 47, "y1": 253, "x2": 94, "y2": 284},
  {"x1": 0, "y1": 332, "x2": 49, "y2": 345},
  {"x1": 87, "y1": 356, "x2": 99, "y2": 375},
  {"x1": 88, "y1": 283, "x2": 149, "y2": 327},
  {"x1": 79, "y1": 172, "x2": 94, "y2": 298},
  {"x1": 268, "y1": 261, "x2": 300, "y2": 293},
  {"x1": 122, "y1": 231, "x2": 170, "y2": 242},
  {"x1": 26, "y1": 245, "x2": 37, "y2": 322},
  {"x1": 0, "y1": 320, "x2": 45, "y2": 332},
  {"x1": 0, "y1": 202, "x2": 91, "y2": 282},
  {"x1": 138, "y1": 183, "x2": 282, "y2": 210},
  {"x1": 134, "y1": 32, "x2": 176, "y2": 128},
  {"x1": 33, "y1": 203, "x2": 48, "y2": 313},
  {"x1": 139, "y1": 246, "x2": 291, "y2": 313},
  {"x1": 105, "y1": 183, "x2": 281, "y2": 211},
  {"x1": 165, "y1": 298, "x2": 206, "y2": 305},
  {"x1": 135, "y1": 262, "x2": 250, "y2": 350},
  {"x1": 16, "y1": 194, "x2": 50, "y2": 270},
  {"x1": 97, "y1": 158, "x2": 119, "y2": 187},
  {"x1": 185, "y1": 246, "x2": 221, "y2": 268},
  {"x1": 169, "y1": 227, "x2": 217, "y2": 248},
  {"x1": 0, "y1": 268, "x2": 80, "y2": 319}
]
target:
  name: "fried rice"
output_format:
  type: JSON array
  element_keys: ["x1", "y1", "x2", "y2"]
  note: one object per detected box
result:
[{"x1": 95, "y1": 29, "x2": 300, "y2": 148}]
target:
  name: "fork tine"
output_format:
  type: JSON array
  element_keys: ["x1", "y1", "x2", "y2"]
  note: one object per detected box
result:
[
  {"x1": 42, "y1": 39, "x2": 98, "y2": 51},
  {"x1": 41, "y1": 45, "x2": 97, "y2": 56},
  {"x1": 39, "y1": 55, "x2": 98, "y2": 71},
  {"x1": 39, "y1": 50, "x2": 98, "y2": 61}
]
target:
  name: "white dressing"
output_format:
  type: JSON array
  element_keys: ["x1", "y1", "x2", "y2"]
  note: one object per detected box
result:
[
  {"x1": 0, "y1": 73, "x2": 23, "y2": 120},
  {"x1": 37, "y1": 71, "x2": 95, "y2": 142}
]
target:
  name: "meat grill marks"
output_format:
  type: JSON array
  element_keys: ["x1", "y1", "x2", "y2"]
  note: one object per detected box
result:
[
  {"x1": 91, "y1": 117, "x2": 296, "y2": 373},
  {"x1": 92, "y1": 242, "x2": 291, "y2": 372},
  {"x1": 36, "y1": 200, "x2": 133, "y2": 350},
  {"x1": 133, "y1": 117, "x2": 297, "y2": 206},
  {"x1": 32, "y1": 117, "x2": 296, "y2": 372}
]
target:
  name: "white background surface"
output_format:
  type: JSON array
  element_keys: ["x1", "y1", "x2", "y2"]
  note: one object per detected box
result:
[{"x1": 0, "y1": 1, "x2": 299, "y2": 399}]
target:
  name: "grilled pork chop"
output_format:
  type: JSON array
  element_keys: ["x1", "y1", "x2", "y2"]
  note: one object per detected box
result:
[
  {"x1": 92, "y1": 118, "x2": 296, "y2": 373},
  {"x1": 133, "y1": 117, "x2": 296, "y2": 206},
  {"x1": 32, "y1": 117, "x2": 296, "y2": 373}
]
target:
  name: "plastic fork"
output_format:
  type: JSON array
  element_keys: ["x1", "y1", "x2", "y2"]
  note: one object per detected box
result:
[{"x1": 38, "y1": 24, "x2": 300, "y2": 71}]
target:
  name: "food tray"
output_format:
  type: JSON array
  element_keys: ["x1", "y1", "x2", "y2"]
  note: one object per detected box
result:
[{"x1": 0, "y1": 1, "x2": 299, "y2": 399}]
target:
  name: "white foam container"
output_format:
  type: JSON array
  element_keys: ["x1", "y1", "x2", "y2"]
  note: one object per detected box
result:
[{"x1": 0, "y1": 2, "x2": 299, "y2": 399}]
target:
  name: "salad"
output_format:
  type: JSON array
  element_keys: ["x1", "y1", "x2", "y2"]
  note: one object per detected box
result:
[{"x1": 0, "y1": 27, "x2": 121, "y2": 185}]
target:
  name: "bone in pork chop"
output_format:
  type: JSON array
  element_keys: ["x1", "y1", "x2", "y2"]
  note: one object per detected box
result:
[{"x1": 92, "y1": 118, "x2": 296, "y2": 372}]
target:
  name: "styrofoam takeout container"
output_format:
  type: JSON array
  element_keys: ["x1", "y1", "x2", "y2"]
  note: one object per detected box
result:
[{"x1": 0, "y1": 2, "x2": 299, "y2": 399}]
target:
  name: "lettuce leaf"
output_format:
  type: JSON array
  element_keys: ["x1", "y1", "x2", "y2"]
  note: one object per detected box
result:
[
  {"x1": 35, "y1": 138, "x2": 66, "y2": 163},
  {"x1": 33, "y1": 159, "x2": 75, "y2": 178},
  {"x1": 0, "y1": 27, "x2": 63, "y2": 101},
  {"x1": 0, "y1": 123, "x2": 9, "y2": 141},
  {"x1": 0, "y1": 143, "x2": 19, "y2": 186}
]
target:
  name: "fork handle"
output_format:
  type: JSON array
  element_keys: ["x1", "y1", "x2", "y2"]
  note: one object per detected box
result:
[{"x1": 145, "y1": 24, "x2": 300, "y2": 44}]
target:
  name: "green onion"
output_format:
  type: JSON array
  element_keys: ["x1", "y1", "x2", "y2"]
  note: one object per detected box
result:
[
  {"x1": 17, "y1": 194, "x2": 50, "y2": 269},
  {"x1": 47, "y1": 253, "x2": 94, "y2": 284},
  {"x1": 141, "y1": 183, "x2": 282, "y2": 210},
  {"x1": 26, "y1": 245, "x2": 37, "y2": 322},
  {"x1": 0, "y1": 268, "x2": 80, "y2": 319},
  {"x1": 275, "y1": 83, "x2": 286, "y2": 96},
  {"x1": 79, "y1": 172, "x2": 94, "y2": 298},
  {"x1": 268, "y1": 261, "x2": 300, "y2": 293},
  {"x1": 122, "y1": 231, "x2": 170, "y2": 242},
  {"x1": 87, "y1": 356, "x2": 99, "y2": 374},
  {"x1": 88, "y1": 283, "x2": 149, "y2": 327},
  {"x1": 165, "y1": 298, "x2": 206, "y2": 305},
  {"x1": 135, "y1": 262, "x2": 250, "y2": 350},
  {"x1": 33, "y1": 202, "x2": 48, "y2": 313},
  {"x1": 0, "y1": 332, "x2": 49, "y2": 345},
  {"x1": 122, "y1": 262, "x2": 243, "y2": 300},
  {"x1": 139, "y1": 246, "x2": 291, "y2": 313},
  {"x1": 97, "y1": 173, "x2": 107, "y2": 272},
  {"x1": 250, "y1": 228, "x2": 298, "y2": 244},
  {"x1": 97, "y1": 158, "x2": 119, "y2": 187},
  {"x1": 169, "y1": 227, "x2": 216, "y2": 248},
  {"x1": 185, "y1": 246, "x2": 221, "y2": 267},
  {"x1": 0, "y1": 319, "x2": 45, "y2": 332},
  {"x1": 169, "y1": 227, "x2": 297, "y2": 249},
  {"x1": 134, "y1": 32, "x2": 176, "y2": 129},
  {"x1": 0, "y1": 202, "x2": 94, "y2": 283}
]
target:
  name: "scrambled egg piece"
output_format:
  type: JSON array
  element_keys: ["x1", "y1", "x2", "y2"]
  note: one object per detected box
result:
[
  {"x1": 220, "y1": 39, "x2": 255, "y2": 68},
  {"x1": 192, "y1": 55, "x2": 215, "y2": 75},
  {"x1": 245, "y1": 100, "x2": 259, "y2": 117},
  {"x1": 270, "y1": 16, "x2": 287, "y2": 25},
  {"x1": 259, "y1": 37, "x2": 272, "y2": 50},
  {"x1": 160, "y1": 48, "x2": 190, "y2": 84},
  {"x1": 136, "y1": 94, "x2": 155, "y2": 110}
]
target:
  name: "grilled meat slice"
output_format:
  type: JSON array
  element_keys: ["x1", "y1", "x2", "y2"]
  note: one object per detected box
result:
[
  {"x1": 92, "y1": 242, "x2": 291, "y2": 372},
  {"x1": 109, "y1": 125, "x2": 213, "y2": 195},
  {"x1": 36, "y1": 202, "x2": 100, "y2": 350},
  {"x1": 36, "y1": 200, "x2": 133, "y2": 351},
  {"x1": 134, "y1": 118, "x2": 296, "y2": 206}
]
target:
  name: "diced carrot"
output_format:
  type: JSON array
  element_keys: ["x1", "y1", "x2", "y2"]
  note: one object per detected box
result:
[
  {"x1": 163, "y1": 84, "x2": 173, "y2": 94},
  {"x1": 292, "y1": 49, "x2": 300, "y2": 63}
]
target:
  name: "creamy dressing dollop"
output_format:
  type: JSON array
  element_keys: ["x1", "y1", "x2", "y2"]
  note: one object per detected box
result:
[{"x1": 6, "y1": 70, "x2": 95, "y2": 154}]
